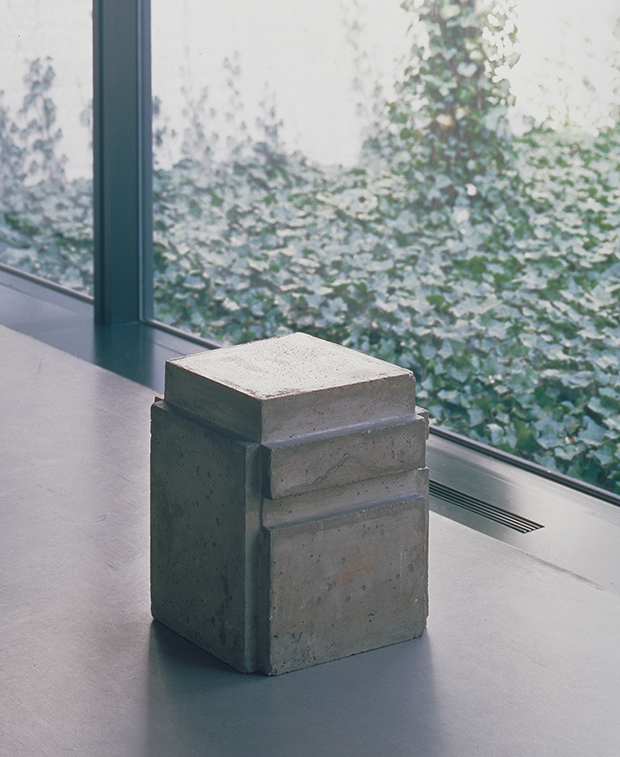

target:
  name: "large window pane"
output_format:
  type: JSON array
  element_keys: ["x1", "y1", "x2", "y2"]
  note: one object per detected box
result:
[
  {"x1": 0, "y1": 0, "x2": 93, "y2": 295},
  {"x1": 151, "y1": 0, "x2": 620, "y2": 495}
]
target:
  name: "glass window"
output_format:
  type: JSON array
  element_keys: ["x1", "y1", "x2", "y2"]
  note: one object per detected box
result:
[
  {"x1": 0, "y1": 0, "x2": 93, "y2": 295},
  {"x1": 150, "y1": 0, "x2": 620, "y2": 495}
]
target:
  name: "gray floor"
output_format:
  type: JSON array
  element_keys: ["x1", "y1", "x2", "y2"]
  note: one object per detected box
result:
[{"x1": 2, "y1": 323, "x2": 620, "y2": 756}]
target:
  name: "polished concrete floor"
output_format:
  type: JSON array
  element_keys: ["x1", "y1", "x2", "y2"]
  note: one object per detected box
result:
[
  {"x1": 0, "y1": 268, "x2": 208, "y2": 394},
  {"x1": 2, "y1": 322, "x2": 620, "y2": 756}
]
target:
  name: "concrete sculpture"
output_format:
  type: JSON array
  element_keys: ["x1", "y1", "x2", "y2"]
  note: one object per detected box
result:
[{"x1": 151, "y1": 332, "x2": 429, "y2": 674}]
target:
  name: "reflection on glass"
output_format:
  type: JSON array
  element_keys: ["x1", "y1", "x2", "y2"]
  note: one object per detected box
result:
[
  {"x1": 151, "y1": 0, "x2": 620, "y2": 494},
  {"x1": 0, "y1": 0, "x2": 93, "y2": 295}
]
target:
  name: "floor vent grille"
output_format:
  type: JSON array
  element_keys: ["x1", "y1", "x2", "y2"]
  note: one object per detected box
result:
[{"x1": 430, "y1": 481, "x2": 544, "y2": 533}]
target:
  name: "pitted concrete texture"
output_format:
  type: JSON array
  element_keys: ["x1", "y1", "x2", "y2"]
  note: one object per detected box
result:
[
  {"x1": 415, "y1": 405, "x2": 430, "y2": 437},
  {"x1": 263, "y1": 413, "x2": 427, "y2": 499},
  {"x1": 150, "y1": 401, "x2": 261, "y2": 672},
  {"x1": 261, "y1": 467, "x2": 430, "y2": 528},
  {"x1": 164, "y1": 332, "x2": 416, "y2": 442},
  {"x1": 260, "y1": 493, "x2": 429, "y2": 675}
]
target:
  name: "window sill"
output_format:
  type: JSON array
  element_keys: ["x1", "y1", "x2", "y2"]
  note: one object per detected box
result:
[{"x1": 3, "y1": 264, "x2": 619, "y2": 590}]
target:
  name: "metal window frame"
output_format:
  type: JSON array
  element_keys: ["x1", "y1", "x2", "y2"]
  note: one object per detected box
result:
[{"x1": 93, "y1": 0, "x2": 152, "y2": 326}]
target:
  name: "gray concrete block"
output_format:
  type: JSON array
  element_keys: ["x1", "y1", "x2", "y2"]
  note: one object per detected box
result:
[
  {"x1": 164, "y1": 332, "x2": 415, "y2": 442},
  {"x1": 150, "y1": 401, "x2": 261, "y2": 673},
  {"x1": 258, "y1": 492, "x2": 429, "y2": 675},
  {"x1": 263, "y1": 413, "x2": 427, "y2": 499},
  {"x1": 151, "y1": 334, "x2": 429, "y2": 675},
  {"x1": 415, "y1": 405, "x2": 430, "y2": 438}
]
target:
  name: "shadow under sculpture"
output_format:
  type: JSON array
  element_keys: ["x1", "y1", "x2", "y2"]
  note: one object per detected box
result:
[{"x1": 150, "y1": 332, "x2": 429, "y2": 675}]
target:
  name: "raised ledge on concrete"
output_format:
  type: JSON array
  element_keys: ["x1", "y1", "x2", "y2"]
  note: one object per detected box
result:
[
  {"x1": 262, "y1": 413, "x2": 427, "y2": 499},
  {"x1": 151, "y1": 332, "x2": 429, "y2": 675}
]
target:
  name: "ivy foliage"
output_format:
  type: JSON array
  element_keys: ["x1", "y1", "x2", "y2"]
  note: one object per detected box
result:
[
  {"x1": 153, "y1": 0, "x2": 620, "y2": 493},
  {"x1": 0, "y1": 58, "x2": 93, "y2": 293},
  {"x1": 2, "y1": 3, "x2": 620, "y2": 492},
  {"x1": 152, "y1": 124, "x2": 620, "y2": 492}
]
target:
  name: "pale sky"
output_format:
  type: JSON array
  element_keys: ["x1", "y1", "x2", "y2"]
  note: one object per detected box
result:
[
  {"x1": 0, "y1": 0, "x2": 618, "y2": 176},
  {"x1": 510, "y1": 0, "x2": 619, "y2": 132}
]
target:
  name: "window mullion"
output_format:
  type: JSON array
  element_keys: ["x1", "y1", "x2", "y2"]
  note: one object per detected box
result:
[{"x1": 93, "y1": 0, "x2": 152, "y2": 326}]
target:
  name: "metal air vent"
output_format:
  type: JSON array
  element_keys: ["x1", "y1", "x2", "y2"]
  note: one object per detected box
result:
[{"x1": 430, "y1": 480, "x2": 544, "y2": 533}]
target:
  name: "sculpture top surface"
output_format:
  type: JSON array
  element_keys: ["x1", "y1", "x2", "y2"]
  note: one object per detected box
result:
[
  {"x1": 164, "y1": 332, "x2": 415, "y2": 442},
  {"x1": 168, "y1": 332, "x2": 412, "y2": 400}
]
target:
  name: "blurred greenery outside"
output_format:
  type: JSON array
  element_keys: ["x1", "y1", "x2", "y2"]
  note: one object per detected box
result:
[{"x1": 1, "y1": 0, "x2": 620, "y2": 492}]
